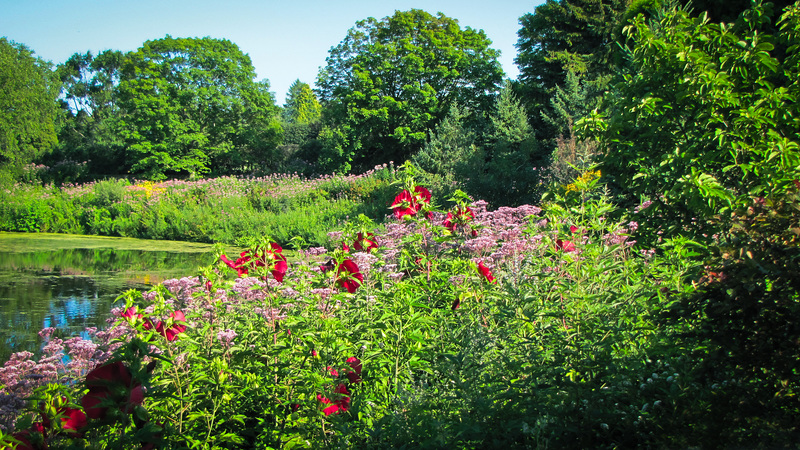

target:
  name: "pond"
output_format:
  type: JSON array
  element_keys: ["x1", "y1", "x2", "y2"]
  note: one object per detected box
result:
[{"x1": 0, "y1": 232, "x2": 220, "y2": 363}]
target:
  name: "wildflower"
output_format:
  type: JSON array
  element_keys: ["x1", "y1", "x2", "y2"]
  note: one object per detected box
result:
[
  {"x1": 220, "y1": 243, "x2": 288, "y2": 282},
  {"x1": 555, "y1": 239, "x2": 576, "y2": 252},
  {"x1": 390, "y1": 186, "x2": 431, "y2": 220},
  {"x1": 442, "y1": 206, "x2": 475, "y2": 232},
  {"x1": 317, "y1": 384, "x2": 351, "y2": 416},
  {"x1": 345, "y1": 356, "x2": 362, "y2": 384},
  {"x1": 353, "y1": 232, "x2": 378, "y2": 253},
  {"x1": 477, "y1": 261, "x2": 496, "y2": 284},
  {"x1": 336, "y1": 259, "x2": 364, "y2": 293},
  {"x1": 81, "y1": 361, "x2": 143, "y2": 420},
  {"x1": 155, "y1": 310, "x2": 187, "y2": 342}
]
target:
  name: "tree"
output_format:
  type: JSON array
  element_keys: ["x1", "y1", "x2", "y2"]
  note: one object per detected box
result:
[
  {"x1": 44, "y1": 50, "x2": 125, "y2": 182},
  {"x1": 0, "y1": 38, "x2": 60, "y2": 181},
  {"x1": 411, "y1": 104, "x2": 481, "y2": 188},
  {"x1": 316, "y1": 9, "x2": 504, "y2": 171},
  {"x1": 584, "y1": 2, "x2": 800, "y2": 242},
  {"x1": 515, "y1": 0, "x2": 626, "y2": 138},
  {"x1": 283, "y1": 79, "x2": 321, "y2": 125},
  {"x1": 115, "y1": 36, "x2": 282, "y2": 179},
  {"x1": 477, "y1": 83, "x2": 544, "y2": 206}
]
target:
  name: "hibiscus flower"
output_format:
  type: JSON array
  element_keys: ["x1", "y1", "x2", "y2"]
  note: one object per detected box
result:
[
  {"x1": 477, "y1": 261, "x2": 496, "y2": 284},
  {"x1": 390, "y1": 186, "x2": 431, "y2": 220},
  {"x1": 443, "y1": 206, "x2": 475, "y2": 232},
  {"x1": 352, "y1": 232, "x2": 378, "y2": 253},
  {"x1": 81, "y1": 361, "x2": 144, "y2": 420},
  {"x1": 345, "y1": 356, "x2": 362, "y2": 384},
  {"x1": 336, "y1": 259, "x2": 364, "y2": 293},
  {"x1": 155, "y1": 310, "x2": 187, "y2": 342},
  {"x1": 317, "y1": 384, "x2": 351, "y2": 416}
]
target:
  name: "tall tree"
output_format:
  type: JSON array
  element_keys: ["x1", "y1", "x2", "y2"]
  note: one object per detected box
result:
[
  {"x1": 515, "y1": 0, "x2": 626, "y2": 138},
  {"x1": 116, "y1": 36, "x2": 282, "y2": 179},
  {"x1": 283, "y1": 79, "x2": 321, "y2": 125},
  {"x1": 0, "y1": 38, "x2": 60, "y2": 181},
  {"x1": 46, "y1": 50, "x2": 125, "y2": 181},
  {"x1": 316, "y1": 9, "x2": 504, "y2": 171}
]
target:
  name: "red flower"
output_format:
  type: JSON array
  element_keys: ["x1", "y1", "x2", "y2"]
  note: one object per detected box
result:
[
  {"x1": 391, "y1": 189, "x2": 417, "y2": 220},
  {"x1": 451, "y1": 298, "x2": 461, "y2": 310},
  {"x1": 9, "y1": 428, "x2": 45, "y2": 450},
  {"x1": 569, "y1": 225, "x2": 579, "y2": 233},
  {"x1": 81, "y1": 361, "x2": 143, "y2": 420},
  {"x1": 60, "y1": 408, "x2": 87, "y2": 435},
  {"x1": 336, "y1": 259, "x2": 364, "y2": 293},
  {"x1": 155, "y1": 310, "x2": 187, "y2": 342},
  {"x1": 443, "y1": 206, "x2": 474, "y2": 232},
  {"x1": 220, "y1": 243, "x2": 288, "y2": 282},
  {"x1": 345, "y1": 356, "x2": 362, "y2": 384},
  {"x1": 319, "y1": 259, "x2": 336, "y2": 273},
  {"x1": 555, "y1": 239, "x2": 576, "y2": 252},
  {"x1": 352, "y1": 232, "x2": 378, "y2": 253},
  {"x1": 390, "y1": 186, "x2": 431, "y2": 220},
  {"x1": 317, "y1": 384, "x2": 351, "y2": 416},
  {"x1": 477, "y1": 261, "x2": 496, "y2": 284}
]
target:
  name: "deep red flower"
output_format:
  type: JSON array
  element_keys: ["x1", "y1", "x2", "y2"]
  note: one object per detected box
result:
[
  {"x1": 60, "y1": 408, "x2": 87, "y2": 435},
  {"x1": 81, "y1": 361, "x2": 142, "y2": 420},
  {"x1": 391, "y1": 189, "x2": 417, "y2": 220},
  {"x1": 317, "y1": 384, "x2": 351, "y2": 416},
  {"x1": 155, "y1": 310, "x2": 187, "y2": 342},
  {"x1": 345, "y1": 356, "x2": 362, "y2": 384},
  {"x1": 352, "y1": 232, "x2": 378, "y2": 253},
  {"x1": 221, "y1": 243, "x2": 288, "y2": 282},
  {"x1": 443, "y1": 206, "x2": 475, "y2": 232},
  {"x1": 336, "y1": 259, "x2": 364, "y2": 293},
  {"x1": 391, "y1": 186, "x2": 431, "y2": 220},
  {"x1": 569, "y1": 225, "x2": 579, "y2": 233},
  {"x1": 555, "y1": 239, "x2": 576, "y2": 252},
  {"x1": 451, "y1": 298, "x2": 461, "y2": 310},
  {"x1": 319, "y1": 259, "x2": 336, "y2": 273},
  {"x1": 477, "y1": 261, "x2": 496, "y2": 284},
  {"x1": 10, "y1": 428, "x2": 46, "y2": 450}
]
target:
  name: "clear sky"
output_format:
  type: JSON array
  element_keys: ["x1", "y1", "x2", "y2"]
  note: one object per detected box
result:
[{"x1": 0, "y1": 0, "x2": 542, "y2": 104}]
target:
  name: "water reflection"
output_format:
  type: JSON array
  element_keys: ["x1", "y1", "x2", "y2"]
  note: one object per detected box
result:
[{"x1": 0, "y1": 237, "x2": 213, "y2": 363}]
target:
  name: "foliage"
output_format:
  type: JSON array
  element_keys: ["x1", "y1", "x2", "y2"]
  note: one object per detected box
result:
[
  {"x1": 0, "y1": 38, "x2": 60, "y2": 183},
  {"x1": 582, "y1": 1, "x2": 800, "y2": 245},
  {"x1": 515, "y1": 0, "x2": 626, "y2": 139},
  {"x1": 316, "y1": 9, "x2": 504, "y2": 170},
  {"x1": 0, "y1": 166, "x2": 397, "y2": 247},
  {"x1": 115, "y1": 36, "x2": 283, "y2": 180}
]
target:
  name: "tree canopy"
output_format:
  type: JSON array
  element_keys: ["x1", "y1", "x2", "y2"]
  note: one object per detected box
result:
[
  {"x1": 0, "y1": 38, "x2": 60, "y2": 180},
  {"x1": 115, "y1": 36, "x2": 282, "y2": 179},
  {"x1": 316, "y1": 9, "x2": 504, "y2": 171}
]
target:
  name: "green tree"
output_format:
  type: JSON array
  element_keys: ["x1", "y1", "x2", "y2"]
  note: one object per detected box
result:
[
  {"x1": 44, "y1": 50, "x2": 125, "y2": 182},
  {"x1": 283, "y1": 79, "x2": 321, "y2": 125},
  {"x1": 515, "y1": 0, "x2": 626, "y2": 138},
  {"x1": 583, "y1": 1, "x2": 800, "y2": 241},
  {"x1": 116, "y1": 36, "x2": 282, "y2": 180},
  {"x1": 477, "y1": 83, "x2": 544, "y2": 206},
  {"x1": 411, "y1": 104, "x2": 481, "y2": 189},
  {"x1": 317, "y1": 9, "x2": 504, "y2": 170},
  {"x1": 0, "y1": 38, "x2": 60, "y2": 182}
]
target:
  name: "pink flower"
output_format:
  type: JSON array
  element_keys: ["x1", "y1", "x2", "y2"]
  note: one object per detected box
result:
[
  {"x1": 336, "y1": 259, "x2": 364, "y2": 293},
  {"x1": 477, "y1": 261, "x2": 496, "y2": 284}
]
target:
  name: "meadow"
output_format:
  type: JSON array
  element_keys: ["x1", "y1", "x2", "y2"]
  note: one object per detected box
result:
[
  {"x1": 1, "y1": 164, "x2": 797, "y2": 449},
  {"x1": 0, "y1": 164, "x2": 397, "y2": 248}
]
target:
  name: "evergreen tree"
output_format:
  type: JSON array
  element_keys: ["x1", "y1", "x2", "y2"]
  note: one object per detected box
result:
[{"x1": 412, "y1": 104, "x2": 481, "y2": 188}]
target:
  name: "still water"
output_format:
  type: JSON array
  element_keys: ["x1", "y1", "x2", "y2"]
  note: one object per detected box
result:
[{"x1": 0, "y1": 232, "x2": 217, "y2": 363}]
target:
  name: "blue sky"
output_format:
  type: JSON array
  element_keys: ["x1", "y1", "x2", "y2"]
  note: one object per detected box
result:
[{"x1": 1, "y1": 0, "x2": 542, "y2": 104}]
